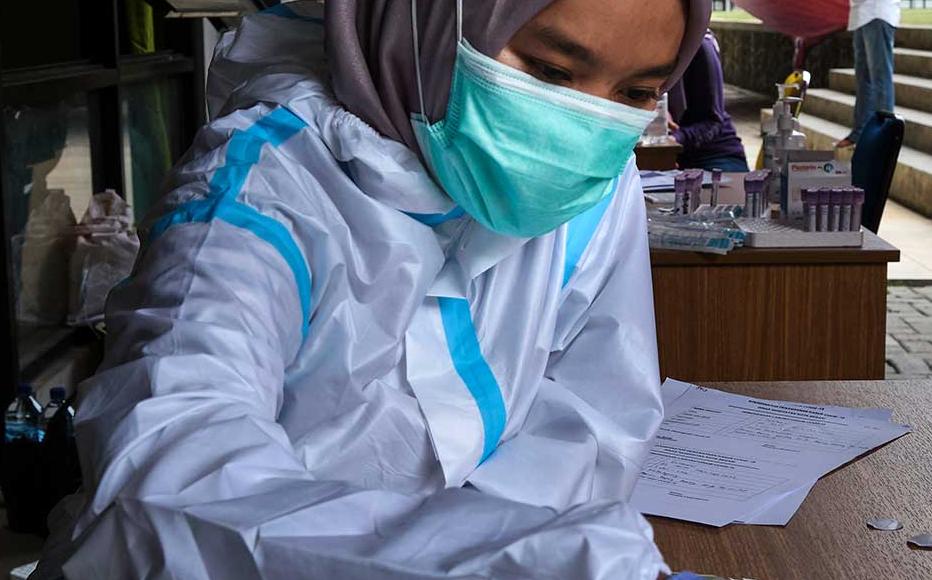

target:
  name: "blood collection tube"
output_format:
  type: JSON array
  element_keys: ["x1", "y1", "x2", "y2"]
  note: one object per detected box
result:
[
  {"x1": 818, "y1": 188, "x2": 830, "y2": 231},
  {"x1": 744, "y1": 173, "x2": 761, "y2": 218},
  {"x1": 840, "y1": 188, "x2": 853, "y2": 232},
  {"x1": 803, "y1": 188, "x2": 816, "y2": 232},
  {"x1": 852, "y1": 187, "x2": 865, "y2": 231},
  {"x1": 674, "y1": 173, "x2": 686, "y2": 215},
  {"x1": 688, "y1": 169, "x2": 702, "y2": 214},
  {"x1": 829, "y1": 188, "x2": 843, "y2": 231},
  {"x1": 711, "y1": 168, "x2": 722, "y2": 207}
]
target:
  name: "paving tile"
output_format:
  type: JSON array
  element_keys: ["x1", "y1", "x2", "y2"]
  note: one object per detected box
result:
[
  {"x1": 888, "y1": 286, "x2": 921, "y2": 298},
  {"x1": 887, "y1": 316, "x2": 918, "y2": 333},
  {"x1": 885, "y1": 363, "x2": 899, "y2": 377},
  {"x1": 886, "y1": 354, "x2": 931, "y2": 375},
  {"x1": 900, "y1": 338, "x2": 932, "y2": 353},
  {"x1": 906, "y1": 319, "x2": 932, "y2": 334},
  {"x1": 913, "y1": 285, "x2": 932, "y2": 299}
]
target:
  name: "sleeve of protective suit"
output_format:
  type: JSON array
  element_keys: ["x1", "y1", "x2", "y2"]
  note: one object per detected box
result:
[
  {"x1": 466, "y1": 163, "x2": 666, "y2": 572},
  {"x1": 35, "y1": 119, "x2": 667, "y2": 580},
  {"x1": 545, "y1": 166, "x2": 664, "y2": 501}
]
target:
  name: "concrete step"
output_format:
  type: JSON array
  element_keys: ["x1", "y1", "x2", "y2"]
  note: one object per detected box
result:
[
  {"x1": 897, "y1": 25, "x2": 932, "y2": 52},
  {"x1": 895, "y1": 47, "x2": 932, "y2": 78},
  {"x1": 829, "y1": 68, "x2": 932, "y2": 114},
  {"x1": 804, "y1": 88, "x2": 932, "y2": 154},
  {"x1": 760, "y1": 109, "x2": 932, "y2": 218}
]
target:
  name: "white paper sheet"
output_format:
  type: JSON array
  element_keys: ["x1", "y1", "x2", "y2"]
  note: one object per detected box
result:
[{"x1": 631, "y1": 379, "x2": 910, "y2": 527}]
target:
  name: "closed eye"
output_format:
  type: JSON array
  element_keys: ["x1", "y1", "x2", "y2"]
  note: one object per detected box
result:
[
  {"x1": 526, "y1": 57, "x2": 573, "y2": 84},
  {"x1": 620, "y1": 87, "x2": 661, "y2": 106}
]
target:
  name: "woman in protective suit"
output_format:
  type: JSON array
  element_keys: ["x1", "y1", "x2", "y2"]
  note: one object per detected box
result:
[{"x1": 36, "y1": 0, "x2": 711, "y2": 578}]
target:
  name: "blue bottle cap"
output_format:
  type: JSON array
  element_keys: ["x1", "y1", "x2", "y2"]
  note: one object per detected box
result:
[
  {"x1": 50, "y1": 386, "x2": 67, "y2": 401},
  {"x1": 16, "y1": 383, "x2": 32, "y2": 396}
]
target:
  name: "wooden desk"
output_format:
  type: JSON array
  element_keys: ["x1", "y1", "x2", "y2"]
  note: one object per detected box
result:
[
  {"x1": 636, "y1": 139, "x2": 683, "y2": 171},
  {"x1": 650, "y1": 230, "x2": 900, "y2": 382},
  {"x1": 651, "y1": 380, "x2": 932, "y2": 580}
]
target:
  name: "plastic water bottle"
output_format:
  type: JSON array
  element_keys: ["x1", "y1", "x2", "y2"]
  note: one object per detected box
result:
[
  {"x1": 4, "y1": 383, "x2": 43, "y2": 443},
  {"x1": 41, "y1": 386, "x2": 68, "y2": 431}
]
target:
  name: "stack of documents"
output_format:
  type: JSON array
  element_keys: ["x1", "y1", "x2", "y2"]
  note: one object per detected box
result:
[
  {"x1": 640, "y1": 170, "x2": 718, "y2": 193},
  {"x1": 630, "y1": 379, "x2": 910, "y2": 527}
]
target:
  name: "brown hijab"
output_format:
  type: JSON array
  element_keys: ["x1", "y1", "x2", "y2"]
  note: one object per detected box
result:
[{"x1": 325, "y1": 0, "x2": 712, "y2": 153}]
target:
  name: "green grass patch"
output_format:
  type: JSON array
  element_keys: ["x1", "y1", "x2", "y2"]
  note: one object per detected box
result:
[
  {"x1": 902, "y1": 9, "x2": 932, "y2": 25},
  {"x1": 711, "y1": 9, "x2": 759, "y2": 23},
  {"x1": 713, "y1": 8, "x2": 932, "y2": 26}
]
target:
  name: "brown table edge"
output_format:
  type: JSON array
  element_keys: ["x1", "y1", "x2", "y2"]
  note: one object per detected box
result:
[{"x1": 650, "y1": 230, "x2": 900, "y2": 266}]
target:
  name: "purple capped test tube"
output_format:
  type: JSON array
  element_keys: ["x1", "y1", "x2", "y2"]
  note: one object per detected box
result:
[
  {"x1": 852, "y1": 187, "x2": 865, "y2": 231},
  {"x1": 802, "y1": 188, "x2": 816, "y2": 232},
  {"x1": 674, "y1": 173, "x2": 687, "y2": 215},
  {"x1": 818, "y1": 187, "x2": 831, "y2": 232},
  {"x1": 711, "y1": 168, "x2": 722, "y2": 207},
  {"x1": 840, "y1": 188, "x2": 854, "y2": 232},
  {"x1": 829, "y1": 188, "x2": 844, "y2": 231},
  {"x1": 687, "y1": 169, "x2": 702, "y2": 213},
  {"x1": 744, "y1": 172, "x2": 761, "y2": 218}
]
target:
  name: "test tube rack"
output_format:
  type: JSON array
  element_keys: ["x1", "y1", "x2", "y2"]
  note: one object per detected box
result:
[{"x1": 735, "y1": 217, "x2": 863, "y2": 248}]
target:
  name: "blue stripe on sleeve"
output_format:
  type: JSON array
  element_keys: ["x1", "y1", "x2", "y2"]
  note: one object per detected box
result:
[
  {"x1": 437, "y1": 297, "x2": 507, "y2": 463},
  {"x1": 147, "y1": 107, "x2": 313, "y2": 338},
  {"x1": 562, "y1": 180, "x2": 617, "y2": 288}
]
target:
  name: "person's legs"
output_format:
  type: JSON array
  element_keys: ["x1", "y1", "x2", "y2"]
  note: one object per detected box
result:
[
  {"x1": 845, "y1": 24, "x2": 872, "y2": 144},
  {"x1": 862, "y1": 18, "x2": 896, "y2": 115}
]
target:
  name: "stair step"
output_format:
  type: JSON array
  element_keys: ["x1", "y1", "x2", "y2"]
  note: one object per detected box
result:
[
  {"x1": 897, "y1": 25, "x2": 932, "y2": 52},
  {"x1": 829, "y1": 69, "x2": 932, "y2": 114},
  {"x1": 804, "y1": 88, "x2": 932, "y2": 154},
  {"x1": 760, "y1": 109, "x2": 932, "y2": 219},
  {"x1": 894, "y1": 47, "x2": 932, "y2": 78}
]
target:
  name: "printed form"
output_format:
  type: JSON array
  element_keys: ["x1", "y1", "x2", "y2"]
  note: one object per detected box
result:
[{"x1": 630, "y1": 379, "x2": 910, "y2": 527}]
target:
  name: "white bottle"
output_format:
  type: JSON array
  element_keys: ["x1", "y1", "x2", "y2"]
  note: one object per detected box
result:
[{"x1": 4, "y1": 384, "x2": 43, "y2": 443}]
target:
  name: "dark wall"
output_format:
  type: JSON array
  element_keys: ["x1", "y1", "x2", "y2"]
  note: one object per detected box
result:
[{"x1": 711, "y1": 21, "x2": 854, "y2": 97}]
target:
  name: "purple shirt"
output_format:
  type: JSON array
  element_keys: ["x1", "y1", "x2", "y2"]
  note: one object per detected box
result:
[{"x1": 668, "y1": 32, "x2": 746, "y2": 168}]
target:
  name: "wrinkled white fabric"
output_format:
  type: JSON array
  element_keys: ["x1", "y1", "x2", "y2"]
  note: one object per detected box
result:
[{"x1": 35, "y1": 4, "x2": 667, "y2": 579}]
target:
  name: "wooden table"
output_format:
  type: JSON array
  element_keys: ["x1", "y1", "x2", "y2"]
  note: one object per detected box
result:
[
  {"x1": 651, "y1": 232, "x2": 899, "y2": 381},
  {"x1": 647, "y1": 176, "x2": 900, "y2": 381},
  {"x1": 651, "y1": 380, "x2": 932, "y2": 580},
  {"x1": 636, "y1": 139, "x2": 683, "y2": 171}
]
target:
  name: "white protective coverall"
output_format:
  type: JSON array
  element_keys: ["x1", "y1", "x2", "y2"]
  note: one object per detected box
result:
[{"x1": 35, "y1": 4, "x2": 667, "y2": 578}]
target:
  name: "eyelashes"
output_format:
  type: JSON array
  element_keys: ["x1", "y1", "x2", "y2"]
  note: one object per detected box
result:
[{"x1": 521, "y1": 55, "x2": 661, "y2": 107}]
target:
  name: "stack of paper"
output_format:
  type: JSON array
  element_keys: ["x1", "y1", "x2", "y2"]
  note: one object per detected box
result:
[
  {"x1": 630, "y1": 379, "x2": 910, "y2": 527},
  {"x1": 640, "y1": 170, "x2": 720, "y2": 193}
]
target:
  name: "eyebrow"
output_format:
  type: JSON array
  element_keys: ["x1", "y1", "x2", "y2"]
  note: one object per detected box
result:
[
  {"x1": 631, "y1": 61, "x2": 679, "y2": 80},
  {"x1": 531, "y1": 25, "x2": 599, "y2": 68}
]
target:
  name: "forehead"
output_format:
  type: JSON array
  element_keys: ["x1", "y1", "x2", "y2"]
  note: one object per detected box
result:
[{"x1": 520, "y1": 0, "x2": 686, "y2": 74}]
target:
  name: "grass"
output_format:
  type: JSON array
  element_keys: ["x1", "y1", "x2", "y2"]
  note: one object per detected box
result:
[
  {"x1": 711, "y1": 9, "x2": 759, "y2": 23},
  {"x1": 712, "y1": 8, "x2": 932, "y2": 26},
  {"x1": 903, "y1": 9, "x2": 932, "y2": 25}
]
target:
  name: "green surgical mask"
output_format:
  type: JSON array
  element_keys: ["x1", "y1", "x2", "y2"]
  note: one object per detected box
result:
[{"x1": 410, "y1": 3, "x2": 655, "y2": 238}]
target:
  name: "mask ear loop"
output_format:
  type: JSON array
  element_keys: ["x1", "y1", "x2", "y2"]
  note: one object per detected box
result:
[
  {"x1": 411, "y1": 0, "x2": 428, "y2": 122},
  {"x1": 412, "y1": 0, "x2": 464, "y2": 123}
]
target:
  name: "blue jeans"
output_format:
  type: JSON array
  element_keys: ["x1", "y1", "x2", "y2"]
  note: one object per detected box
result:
[
  {"x1": 849, "y1": 18, "x2": 896, "y2": 143},
  {"x1": 693, "y1": 154, "x2": 749, "y2": 172}
]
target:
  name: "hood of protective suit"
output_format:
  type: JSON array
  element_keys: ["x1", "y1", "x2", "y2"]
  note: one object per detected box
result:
[{"x1": 326, "y1": 0, "x2": 713, "y2": 153}]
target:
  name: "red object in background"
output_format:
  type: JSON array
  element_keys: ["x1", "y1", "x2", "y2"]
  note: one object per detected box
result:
[{"x1": 735, "y1": 0, "x2": 849, "y2": 40}]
